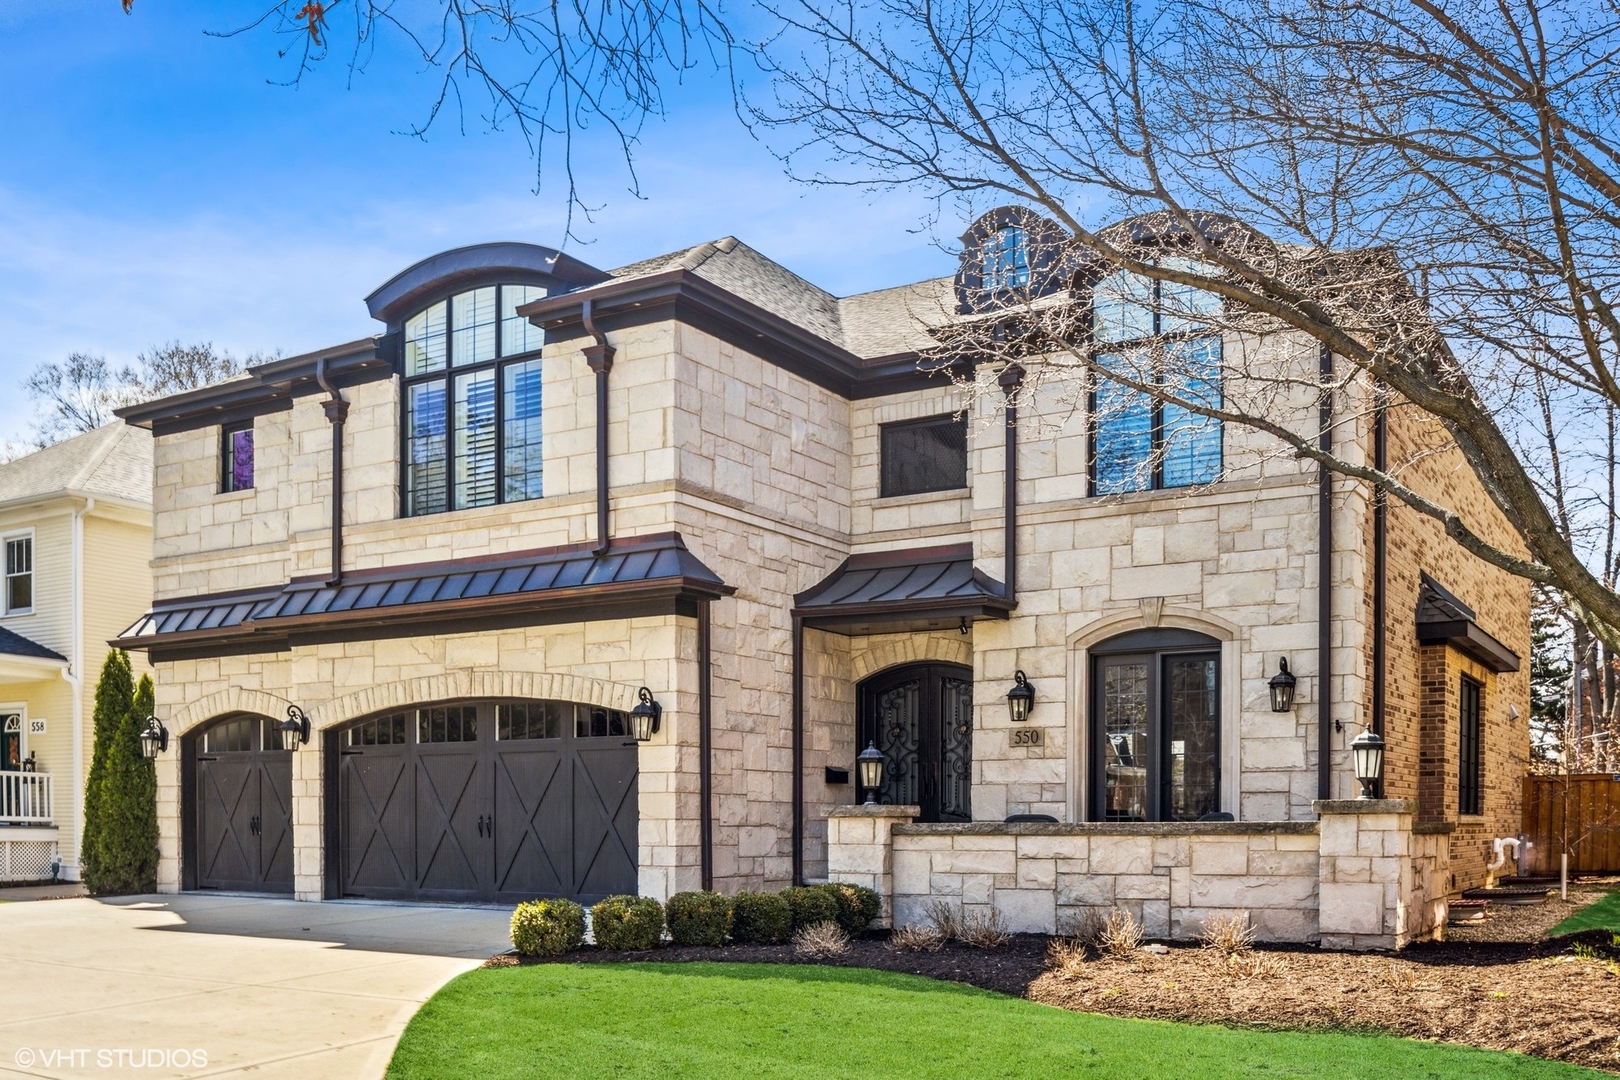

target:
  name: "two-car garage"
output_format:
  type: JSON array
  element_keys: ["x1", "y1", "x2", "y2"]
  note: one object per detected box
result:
[{"x1": 183, "y1": 699, "x2": 639, "y2": 904}]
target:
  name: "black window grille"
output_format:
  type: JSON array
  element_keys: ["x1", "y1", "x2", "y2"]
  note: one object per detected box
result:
[
  {"x1": 880, "y1": 414, "x2": 968, "y2": 498},
  {"x1": 1459, "y1": 676, "x2": 1484, "y2": 815}
]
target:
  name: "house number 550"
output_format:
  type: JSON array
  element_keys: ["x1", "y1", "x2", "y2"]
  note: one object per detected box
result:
[{"x1": 1008, "y1": 728, "x2": 1042, "y2": 747}]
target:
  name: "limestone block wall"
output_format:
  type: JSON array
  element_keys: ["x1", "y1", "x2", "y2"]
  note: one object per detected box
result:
[
  {"x1": 826, "y1": 804, "x2": 918, "y2": 926},
  {"x1": 1315, "y1": 800, "x2": 1447, "y2": 950},
  {"x1": 151, "y1": 615, "x2": 691, "y2": 901},
  {"x1": 885, "y1": 821, "x2": 1322, "y2": 941}
]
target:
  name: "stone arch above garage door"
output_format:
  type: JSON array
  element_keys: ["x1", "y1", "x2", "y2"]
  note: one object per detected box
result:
[
  {"x1": 312, "y1": 671, "x2": 645, "y2": 730},
  {"x1": 173, "y1": 689, "x2": 297, "y2": 736}
]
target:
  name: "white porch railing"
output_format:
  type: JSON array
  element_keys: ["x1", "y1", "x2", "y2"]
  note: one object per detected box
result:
[{"x1": 0, "y1": 772, "x2": 52, "y2": 824}]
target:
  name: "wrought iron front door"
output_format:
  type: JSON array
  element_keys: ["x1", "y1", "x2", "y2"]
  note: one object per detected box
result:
[{"x1": 858, "y1": 663, "x2": 973, "y2": 822}]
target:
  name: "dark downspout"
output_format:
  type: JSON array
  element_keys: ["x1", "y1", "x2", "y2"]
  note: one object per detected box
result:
[
  {"x1": 791, "y1": 614, "x2": 804, "y2": 886},
  {"x1": 315, "y1": 357, "x2": 348, "y2": 586},
  {"x1": 581, "y1": 298, "x2": 615, "y2": 556},
  {"x1": 998, "y1": 362, "x2": 1024, "y2": 602},
  {"x1": 699, "y1": 599, "x2": 714, "y2": 891},
  {"x1": 1372, "y1": 382, "x2": 1389, "y2": 797},
  {"x1": 1317, "y1": 346, "x2": 1333, "y2": 800}
]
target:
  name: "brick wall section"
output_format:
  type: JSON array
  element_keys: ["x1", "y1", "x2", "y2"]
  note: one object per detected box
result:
[{"x1": 1371, "y1": 400, "x2": 1531, "y2": 892}]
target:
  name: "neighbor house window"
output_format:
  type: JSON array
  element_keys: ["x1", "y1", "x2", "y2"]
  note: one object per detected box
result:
[
  {"x1": 881, "y1": 414, "x2": 969, "y2": 497},
  {"x1": 4, "y1": 536, "x2": 32, "y2": 615},
  {"x1": 1090, "y1": 265, "x2": 1224, "y2": 495},
  {"x1": 1459, "y1": 675, "x2": 1484, "y2": 815},
  {"x1": 1091, "y1": 628, "x2": 1222, "y2": 823},
  {"x1": 221, "y1": 421, "x2": 254, "y2": 493},
  {"x1": 982, "y1": 226, "x2": 1030, "y2": 290},
  {"x1": 403, "y1": 283, "x2": 547, "y2": 516}
]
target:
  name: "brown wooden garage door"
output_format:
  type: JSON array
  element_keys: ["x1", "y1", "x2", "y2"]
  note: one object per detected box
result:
[
  {"x1": 337, "y1": 700, "x2": 638, "y2": 904},
  {"x1": 193, "y1": 715, "x2": 294, "y2": 893}
]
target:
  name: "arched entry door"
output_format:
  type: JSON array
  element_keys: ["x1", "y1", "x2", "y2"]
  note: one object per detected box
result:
[
  {"x1": 188, "y1": 715, "x2": 294, "y2": 893},
  {"x1": 334, "y1": 700, "x2": 638, "y2": 904},
  {"x1": 857, "y1": 664, "x2": 973, "y2": 823}
]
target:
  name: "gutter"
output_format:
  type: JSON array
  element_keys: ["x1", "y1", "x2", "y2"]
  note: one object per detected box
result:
[
  {"x1": 65, "y1": 496, "x2": 93, "y2": 879},
  {"x1": 998, "y1": 362, "x2": 1024, "y2": 603},
  {"x1": 1317, "y1": 346, "x2": 1333, "y2": 801},
  {"x1": 315, "y1": 357, "x2": 349, "y2": 586},
  {"x1": 580, "y1": 298, "x2": 615, "y2": 556}
]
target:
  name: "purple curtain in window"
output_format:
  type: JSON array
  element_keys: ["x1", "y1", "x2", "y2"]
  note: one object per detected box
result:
[{"x1": 229, "y1": 428, "x2": 254, "y2": 491}]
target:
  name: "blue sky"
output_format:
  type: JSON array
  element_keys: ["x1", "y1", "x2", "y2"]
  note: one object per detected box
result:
[{"x1": 0, "y1": 1, "x2": 953, "y2": 440}]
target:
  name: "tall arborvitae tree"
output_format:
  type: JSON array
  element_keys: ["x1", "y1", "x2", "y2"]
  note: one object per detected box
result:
[
  {"x1": 80, "y1": 649, "x2": 133, "y2": 891},
  {"x1": 92, "y1": 674, "x2": 160, "y2": 894}
]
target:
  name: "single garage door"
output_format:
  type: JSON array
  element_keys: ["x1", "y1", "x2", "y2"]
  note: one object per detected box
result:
[
  {"x1": 192, "y1": 715, "x2": 294, "y2": 893},
  {"x1": 337, "y1": 700, "x2": 638, "y2": 904}
]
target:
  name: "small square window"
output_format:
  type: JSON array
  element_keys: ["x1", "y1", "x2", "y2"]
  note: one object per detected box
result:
[
  {"x1": 4, "y1": 536, "x2": 31, "y2": 614},
  {"x1": 222, "y1": 422, "x2": 254, "y2": 493},
  {"x1": 880, "y1": 415, "x2": 969, "y2": 498}
]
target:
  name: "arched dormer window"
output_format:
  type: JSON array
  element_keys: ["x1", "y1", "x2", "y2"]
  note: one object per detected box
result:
[
  {"x1": 402, "y1": 283, "x2": 548, "y2": 516},
  {"x1": 982, "y1": 226, "x2": 1030, "y2": 290}
]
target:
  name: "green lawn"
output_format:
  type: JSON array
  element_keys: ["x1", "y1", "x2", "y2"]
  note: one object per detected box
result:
[
  {"x1": 1550, "y1": 890, "x2": 1620, "y2": 937},
  {"x1": 387, "y1": 962, "x2": 1601, "y2": 1079}
]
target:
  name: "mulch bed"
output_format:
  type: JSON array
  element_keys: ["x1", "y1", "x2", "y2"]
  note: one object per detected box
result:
[{"x1": 487, "y1": 880, "x2": 1620, "y2": 1074}]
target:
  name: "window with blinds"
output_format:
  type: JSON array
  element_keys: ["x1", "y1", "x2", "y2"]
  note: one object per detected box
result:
[
  {"x1": 880, "y1": 414, "x2": 968, "y2": 497},
  {"x1": 402, "y1": 283, "x2": 547, "y2": 516}
]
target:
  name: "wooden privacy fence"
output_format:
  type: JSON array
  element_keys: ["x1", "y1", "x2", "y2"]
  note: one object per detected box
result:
[{"x1": 1523, "y1": 774, "x2": 1620, "y2": 874}]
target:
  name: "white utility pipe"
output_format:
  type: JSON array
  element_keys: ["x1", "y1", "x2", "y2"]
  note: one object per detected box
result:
[{"x1": 1485, "y1": 837, "x2": 1522, "y2": 889}]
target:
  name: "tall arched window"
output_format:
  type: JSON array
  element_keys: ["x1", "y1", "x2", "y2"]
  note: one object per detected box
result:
[
  {"x1": 1090, "y1": 628, "x2": 1221, "y2": 822},
  {"x1": 982, "y1": 226, "x2": 1030, "y2": 290},
  {"x1": 403, "y1": 283, "x2": 547, "y2": 516}
]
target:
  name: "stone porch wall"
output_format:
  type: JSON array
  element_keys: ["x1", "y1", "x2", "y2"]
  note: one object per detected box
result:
[{"x1": 829, "y1": 799, "x2": 1449, "y2": 950}]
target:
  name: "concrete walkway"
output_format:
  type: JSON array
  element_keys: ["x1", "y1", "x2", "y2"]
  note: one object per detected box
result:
[{"x1": 0, "y1": 894, "x2": 513, "y2": 1079}]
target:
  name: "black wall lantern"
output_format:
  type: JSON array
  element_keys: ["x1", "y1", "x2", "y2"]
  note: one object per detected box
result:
[
  {"x1": 630, "y1": 687, "x2": 663, "y2": 743},
  {"x1": 1350, "y1": 728, "x2": 1386, "y2": 799},
  {"x1": 857, "y1": 742, "x2": 885, "y2": 805},
  {"x1": 139, "y1": 715, "x2": 168, "y2": 759},
  {"x1": 1006, "y1": 670, "x2": 1036, "y2": 723},
  {"x1": 1268, "y1": 658, "x2": 1297, "y2": 713},
  {"x1": 277, "y1": 705, "x2": 311, "y2": 752}
]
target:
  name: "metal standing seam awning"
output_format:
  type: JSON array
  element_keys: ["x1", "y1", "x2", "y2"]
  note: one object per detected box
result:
[
  {"x1": 791, "y1": 543, "x2": 1014, "y2": 635},
  {"x1": 114, "y1": 532, "x2": 734, "y2": 657},
  {"x1": 1414, "y1": 573, "x2": 1521, "y2": 673}
]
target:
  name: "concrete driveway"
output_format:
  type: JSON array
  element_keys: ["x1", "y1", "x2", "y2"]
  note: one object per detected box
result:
[{"x1": 0, "y1": 894, "x2": 513, "y2": 1079}]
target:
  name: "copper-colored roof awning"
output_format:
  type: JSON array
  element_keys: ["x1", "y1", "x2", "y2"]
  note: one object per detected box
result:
[
  {"x1": 115, "y1": 532, "x2": 734, "y2": 660},
  {"x1": 1415, "y1": 573, "x2": 1520, "y2": 673},
  {"x1": 792, "y1": 544, "x2": 1013, "y2": 635}
]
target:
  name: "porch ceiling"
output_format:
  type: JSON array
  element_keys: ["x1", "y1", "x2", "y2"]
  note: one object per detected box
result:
[{"x1": 0, "y1": 627, "x2": 67, "y2": 683}]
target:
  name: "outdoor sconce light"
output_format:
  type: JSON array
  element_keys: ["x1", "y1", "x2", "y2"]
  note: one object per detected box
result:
[
  {"x1": 277, "y1": 705, "x2": 311, "y2": 752},
  {"x1": 1006, "y1": 670, "x2": 1036, "y2": 723},
  {"x1": 629, "y1": 687, "x2": 663, "y2": 743},
  {"x1": 1350, "y1": 728, "x2": 1386, "y2": 799},
  {"x1": 139, "y1": 715, "x2": 168, "y2": 759},
  {"x1": 857, "y1": 742, "x2": 885, "y2": 805},
  {"x1": 1268, "y1": 658, "x2": 1297, "y2": 713}
]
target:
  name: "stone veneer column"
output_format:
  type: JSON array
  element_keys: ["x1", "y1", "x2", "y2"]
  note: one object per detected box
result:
[
  {"x1": 292, "y1": 742, "x2": 323, "y2": 900},
  {"x1": 826, "y1": 805, "x2": 918, "y2": 928},
  {"x1": 1315, "y1": 798, "x2": 1445, "y2": 950}
]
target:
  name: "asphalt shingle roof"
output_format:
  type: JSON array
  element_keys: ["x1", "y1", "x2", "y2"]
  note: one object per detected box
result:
[
  {"x1": 0, "y1": 424, "x2": 152, "y2": 508},
  {"x1": 0, "y1": 626, "x2": 65, "y2": 663},
  {"x1": 605, "y1": 239, "x2": 954, "y2": 360}
]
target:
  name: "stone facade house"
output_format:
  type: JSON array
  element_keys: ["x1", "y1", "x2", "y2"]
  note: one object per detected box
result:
[
  {"x1": 116, "y1": 212, "x2": 1529, "y2": 949},
  {"x1": 0, "y1": 424, "x2": 154, "y2": 882}
]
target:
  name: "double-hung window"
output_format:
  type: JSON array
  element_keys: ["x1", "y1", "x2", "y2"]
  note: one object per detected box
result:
[
  {"x1": 4, "y1": 535, "x2": 31, "y2": 615},
  {"x1": 402, "y1": 284, "x2": 547, "y2": 516},
  {"x1": 1090, "y1": 263, "x2": 1224, "y2": 495}
]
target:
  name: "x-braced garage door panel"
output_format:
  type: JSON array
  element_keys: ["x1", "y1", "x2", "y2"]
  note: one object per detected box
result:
[
  {"x1": 193, "y1": 715, "x2": 294, "y2": 893},
  {"x1": 338, "y1": 701, "x2": 638, "y2": 904}
]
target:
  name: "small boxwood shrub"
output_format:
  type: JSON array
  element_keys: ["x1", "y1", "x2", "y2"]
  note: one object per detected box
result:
[
  {"x1": 781, "y1": 885, "x2": 841, "y2": 931},
  {"x1": 590, "y1": 895, "x2": 665, "y2": 951},
  {"x1": 730, "y1": 891, "x2": 792, "y2": 944},
  {"x1": 511, "y1": 899, "x2": 586, "y2": 957},
  {"x1": 666, "y1": 891, "x2": 732, "y2": 947},
  {"x1": 819, "y1": 883, "x2": 883, "y2": 936}
]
